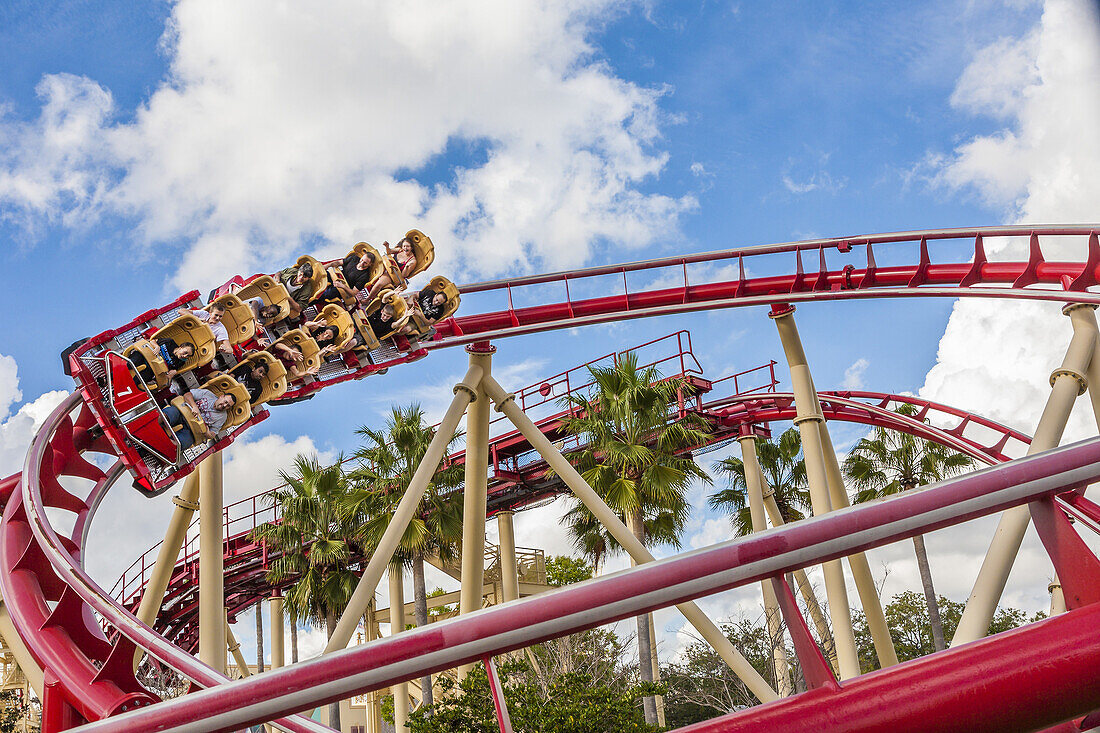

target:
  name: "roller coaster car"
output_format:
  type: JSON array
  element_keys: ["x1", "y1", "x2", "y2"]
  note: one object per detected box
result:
[
  {"x1": 122, "y1": 314, "x2": 216, "y2": 390},
  {"x1": 405, "y1": 276, "x2": 461, "y2": 337},
  {"x1": 236, "y1": 275, "x2": 292, "y2": 324},
  {"x1": 205, "y1": 293, "x2": 256, "y2": 346},
  {"x1": 102, "y1": 351, "x2": 183, "y2": 468},
  {"x1": 234, "y1": 351, "x2": 288, "y2": 405}
]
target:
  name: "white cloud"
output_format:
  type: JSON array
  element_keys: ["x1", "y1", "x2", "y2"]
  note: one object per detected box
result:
[
  {"x1": 841, "y1": 358, "x2": 869, "y2": 391},
  {"x1": 0, "y1": 0, "x2": 695, "y2": 293},
  {"x1": 920, "y1": 0, "x2": 1100, "y2": 616}
]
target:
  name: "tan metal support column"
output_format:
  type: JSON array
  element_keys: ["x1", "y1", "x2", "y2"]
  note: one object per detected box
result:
[
  {"x1": 225, "y1": 615, "x2": 250, "y2": 679},
  {"x1": 954, "y1": 303, "x2": 1096, "y2": 645},
  {"x1": 481, "y1": 374, "x2": 778, "y2": 703},
  {"x1": 199, "y1": 451, "x2": 226, "y2": 674},
  {"x1": 770, "y1": 307, "x2": 859, "y2": 679},
  {"x1": 389, "y1": 566, "x2": 409, "y2": 731},
  {"x1": 0, "y1": 602, "x2": 43, "y2": 699},
  {"x1": 459, "y1": 345, "x2": 493, "y2": 679},
  {"x1": 270, "y1": 596, "x2": 285, "y2": 670},
  {"x1": 817, "y1": 423, "x2": 899, "y2": 668},
  {"x1": 739, "y1": 434, "x2": 793, "y2": 696},
  {"x1": 648, "y1": 613, "x2": 666, "y2": 726},
  {"x1": 323, "y1": 363, "x2": 484, "y2": 654},
  {"x1": 760, "y1": 486, "x2": 836, "y2": 668},
  {"x1": 132, "y1": 472, "x2": 200, "y2": 669},
  {"x1": 496, "y1": 510, "x2": 520, "y2": 603}
]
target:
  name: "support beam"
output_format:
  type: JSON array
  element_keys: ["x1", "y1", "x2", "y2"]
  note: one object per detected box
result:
[
  {"x1": 389, "y1": 566, "x2": 409, "y2": 731},
  {"x1": 954, "y1": 303, "x2": 1095, "y2": 645},
  {"x1": 459, "y1": 344, "x2": 493, "y2": 679},
  {"x1": 225, "y1": 615, "x2": 251, "y2": 679},
  {"x1": 133, "y1": 472, "x2": 200, "y2": 669},
  {"x1": 816, "y1": 423, "x2": 899, "y2": 668},
  {"x1": 480, "y1": 373, "x2": 778, "y2": 704},
  {"x1": 496, "y1": 511, "x2": 520, "y2": 604},
  {"x1": 323, "y1": 363, "x2": 484, "y2": 655},
  {"x1": 770, "y1": 306, "x2": 859, "y2": 679},
  {"x1": 739, "y1": 434, "x2": 792, "y2": 696},
  {"x1": 760, "y1": 485, "x2": 837, "y2": 670},
  {"x1": 270, "y1": 596, "x2": 285, "y2": 670},
  {"x1": 199, "y1": 451, "x2": 226, "y2": 674}
]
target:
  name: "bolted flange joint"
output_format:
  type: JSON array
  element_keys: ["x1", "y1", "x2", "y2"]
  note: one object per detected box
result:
[
  {"x1": 1049, "y1": 368, "x2": 1088, "y2": 396},
  {"x1": 792, "y1": 413, "x2": 824, "y2": 426},
  {"x1": 453, "y1": 383, "x2": 479, "y2": 402},
  {"x1": 173, "y1": 495, "x2": 199, "y2": 511},
  {"x1": 493, "y1": 392, "x2": 517, "y2": 413},
  {"x1": 768, "y1": 303, "x2": 796, "y2": 319},
  {"x1": 1062, "y1": 302, "x2": 1098, "y2": 316}
]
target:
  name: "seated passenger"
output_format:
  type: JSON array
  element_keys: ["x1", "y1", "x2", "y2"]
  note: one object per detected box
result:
[
  {"x1": 247, "y1": 297, "x2": 283, "y2": 328},
  {"x1": 162, "y1": 388, "x2": 238, "y2": 449},
  {"x1": 317, "y1": 251, "x2": 378, "y2": 305},
  {"x1": 229, "y1": 359, "x2": 269, "y2": 403},
  {"x1": 273, "y1": 342, "x2": 318, "y2": 381},
  {"x1": 396, "y1": 286, "x2": 449, "y2": 335},
  {"x1": 362, "y1": 238, "x2": 416, "y2": 303},
  {"x1": 278, "y1": 262, "x2": 316, "y2": 319},
  {"x1": 306, "y1": 323, "x2": 342, "y2": 358},
  {"x1": 127, "y1": 338, "x2": 195, "y2": 385},
  {"x1": 189, "y1": 305, "x2": 233, "y2": 355},
  {"x1": 366, "y1": 303, "x2": 398, "y2": 339}
]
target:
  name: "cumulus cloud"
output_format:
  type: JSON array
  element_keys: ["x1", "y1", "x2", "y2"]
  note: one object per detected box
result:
[
  {"x1": 842, "y1": 358, "x2": 869, "y2": 391},
  {"x1": 919, "y1": 0, "x2": 1100, "y2": 614},
  {"x1": 0, "y1": 0, "x2": 695, "y2": 292},
  {"x1": 0, "y1": 357, "x2": 68, "y2": 477}
]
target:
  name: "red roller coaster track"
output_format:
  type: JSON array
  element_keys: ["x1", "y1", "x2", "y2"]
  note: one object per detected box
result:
[{"x1": 3, "y1": 224, "x2": 1100, "y2": 732}]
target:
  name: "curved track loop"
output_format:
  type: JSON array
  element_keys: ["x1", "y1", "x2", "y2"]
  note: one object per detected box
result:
[
  {"x1": 1, "y1": 395, "x2": 332, "y2": 731},
  {"x1": 4, "y1": 224, "x2": 1100, "y2": 731}
]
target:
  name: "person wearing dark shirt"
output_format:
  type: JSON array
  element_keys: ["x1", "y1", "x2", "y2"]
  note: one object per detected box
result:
[
  {"x1": 128, "y1": 338, "x2": 196, "y2": 385},
  {"x1": 316, "y1": 252, "x2": 378, "y2": 305},
  {"x1": 416, "y1": 286, "x2": 448, "y2": 322},
  {"x1": 279, "y1": 262, "x2": 315, "y2": 319},
  {"x1": 366, "y1": 304, "x2": 397, "y2": 339},
  {"x1": 229, "y1": 360, "x2": 268, "y2": 403}
]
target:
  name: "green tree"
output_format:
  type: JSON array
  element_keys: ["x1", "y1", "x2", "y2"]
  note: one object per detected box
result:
[
  {"x1": 852, "y1": 591, "x2": 1046, "y2": 671},
  {"x1": 559, "y1": 352, "x2": 711, "y2": 725},
  {"x1": 843, "y1": 406, "x2": 976, "y2": 651},
  {"x1": 344, "y1": 404, "x2": 463, "y2": 710},
  {"x1": 708, "y1": 427, "x2": 811, "y2": 536},
  {"x1": 404, "y1": 659, "x2": 659, "y2": 733},
  {"x1": 545, "y1": 555, "x2": 593, "y2": 587},
  {"x1": 251, "y1": 454, "x2": 361, "y2": 728}
]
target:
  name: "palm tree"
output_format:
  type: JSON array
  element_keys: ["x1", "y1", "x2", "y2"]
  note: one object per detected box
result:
[
  {"x1": 843, "y1": 405, "x2": 976, "y2": 652},
  {"x1": 344, "y1": 404, "x2": 464, "y2": 710},
  {"x1": 559, "y1": 352, "x2": 711, "y2": 726},
  {"x1": 251, "y1": 454, "x2": 362, "y2": 729},
  {"x1": 709, "y1": 427, "x2": 811, "y2": 536}
]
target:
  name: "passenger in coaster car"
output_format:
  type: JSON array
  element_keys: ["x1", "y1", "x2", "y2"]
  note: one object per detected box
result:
[
  {"x1": 229, "y1": 359, "x2": 268, "y2": 403},
  {"x1": 305, "y1": 322, "x2": 343, "y2": 358},
  {"x1": 246, "y1": 297, "x2": 284, "y2": 349},
  {"x1": 278, "y1": 261, "x2": 316, "y2": 320},
  {"x1": 362, "y1": 238, "x2": 416, "y2": 304},
  {"x1": 366, "y1": 303, "x2": 398, "y2": 339},
  {"x1": 127, "y1": 339, "x2": 195, "y2": 385},
  {"x1": 316, "y1": 251, "x2": 378, "y2": 305},
  {"x1": 162, "y1": 388, "x2": 237, "y2": 449},
  {"x1": 188, "y1": 304, "x2": 234, "y2": 356},
  {"x1": 274, "y1": 341, "x2": 318, "y2": 380}
]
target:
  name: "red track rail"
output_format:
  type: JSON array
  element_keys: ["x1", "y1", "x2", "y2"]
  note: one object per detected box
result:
[{"x1": 3, "y1": 224, "x2": 1100, "y2": 732}]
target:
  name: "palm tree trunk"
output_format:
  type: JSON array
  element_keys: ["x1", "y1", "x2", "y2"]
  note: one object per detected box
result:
[
  {"x1": 628, "y1": 511, "x2": 658, "y2": 726},
  {"x1": 290, "y1": 612, "x2": 298, "y2": 664},
  {"x1": 912, "y1": 534, "x2": 945, "y2": 652},
  {"x1": 325, "y1": 611, "x2": 341, "y2": 729},
  {"x1": 255, "y1": 603, "x2": 264, "y2": 673},
  {"x1": 412, "y1": 552, "x2": 433, "y2": 710}
]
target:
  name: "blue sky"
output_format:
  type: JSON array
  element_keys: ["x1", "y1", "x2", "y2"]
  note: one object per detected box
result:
[{"x1": 2, "y1": 0, "x2": 1097, "y2": 665}]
